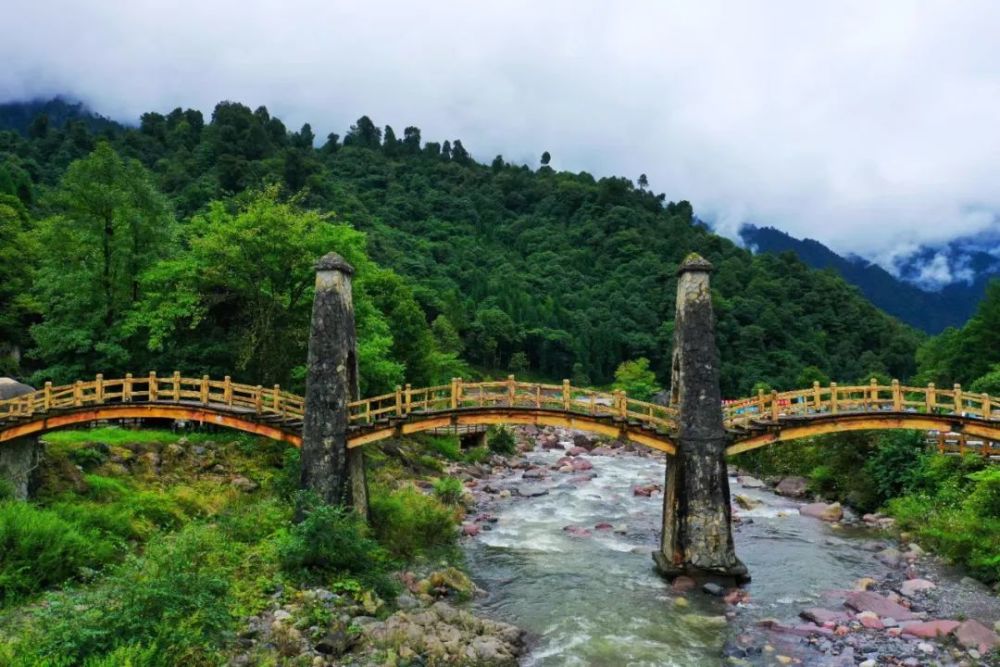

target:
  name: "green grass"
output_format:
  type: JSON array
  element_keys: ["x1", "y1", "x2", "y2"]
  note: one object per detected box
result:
[{"x1": 42, "y1": 426, "x2": 219, "y2": 446}]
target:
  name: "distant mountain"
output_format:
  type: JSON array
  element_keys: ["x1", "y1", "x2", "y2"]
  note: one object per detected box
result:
[
  {"x1": 0, "y1": 97, "x2": 124, "y2": 136},
  {"x1": 740, "y1": 224, "x2": 998, "y2": 333}
]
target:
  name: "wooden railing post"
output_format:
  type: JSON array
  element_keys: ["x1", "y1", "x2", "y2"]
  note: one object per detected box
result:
[
  {"x1": 770, "y1": 390, "x2": 779, "y2": 421},
  {"x1": 813, "y1": 381, "x2": 821, "y2": 411},
  {"x1": 74, "y1": 380, "x2": 83, "y2": 406},
  {"x1": 954, "y1": 383, "x2": 963, "y2": 416},
  {"x1": 830, "y1": 382, "x2": 838, "y2": 414},
  {"x1": 870, "y1": 377, "x2": 878, "y2": 410},
  {"x1": 95, "y1": 374, "x2": 104, "y2": 404},
  {"x1": 172, "y1": 371, "x2": 181, "y2": 402},
  {"x1": 224, "y1": 376, "x2": 233, "y2": 406},
  {"x1": 148, "y1": 371, "x2": 157, "y2": 401},
  {"x1": 123, "y1": 373, "x2": 132, "y2": 402},
  {"x1": 926, "y1": 382, "x2": 935, "y2": 413},
  {"x1": 562, "y1": 379, "x2": 571, "y2": 411},
  {"x1": 404, "y1": 384, "x2": 412, "y2": 414},
  {"x1": 508, "y1": 375, "x2": 516, "y2": 406},
  {"x1": 254, "y1": 385, "x2": 263, "y2": 414},
  {"x1": 757, "y1": 388, "x2": 765, "y2": 416},
  {"x1": 395, "y1": 385, "x2": 403, "y2": 417},
  {"x1": 618, "y1": 390, "x2": 627, "y2": 419},
  {"x1": 200, "y1": 375, "x2": 210, "y2": 404},
  {"x1": 892, "y1": 379, "x2": 902, "y2": 412},
  {"x1": 273, "y1": 384, "x2": 283, "y2": 415},
  {"x1": 982, "y1": 393, "x2": 991, "y2": 420}
]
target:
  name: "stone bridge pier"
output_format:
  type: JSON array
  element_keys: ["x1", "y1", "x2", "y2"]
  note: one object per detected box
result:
[
  {"x1": 653, "y1": 254, "x2": 749, "y2": 583},
  {"x1": 0, "y1": 378, "x2": 40, "y2": 500}
]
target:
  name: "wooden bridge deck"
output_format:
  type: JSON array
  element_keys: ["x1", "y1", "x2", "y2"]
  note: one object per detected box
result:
[{"x1": 1, "y1": 374, "x2": 998, "y2": 456}]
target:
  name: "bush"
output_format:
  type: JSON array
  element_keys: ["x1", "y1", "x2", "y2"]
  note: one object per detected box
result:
[
  {"x1": 487, "y1": 425, "x2": 517, "y2": 455},
  {"x1": 279, "y1": 498, "x2": 397, "y2": 598},
  {"x1": 0, "y1": 501, "x2": 116, "y2": 604},
  {"x1": 421, "y1": 434, "x2": 462, "y2": 461},
  {"x1": 369, "y1": 485, "x2": 457, "y2": 561},
  {"x1": 10, "y1": 524, "x2": 237, "y2": 666},
  {"x1": 433, "y1": 477, "x2": 465, "y2": 505},
  {"x1": 463, "y1": 446, "x2": 491, "y2": 464}
]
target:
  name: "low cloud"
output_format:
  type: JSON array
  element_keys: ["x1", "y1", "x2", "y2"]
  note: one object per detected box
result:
[{"x1": 2, "y1": 1, "x2": 999, "y2": 263}]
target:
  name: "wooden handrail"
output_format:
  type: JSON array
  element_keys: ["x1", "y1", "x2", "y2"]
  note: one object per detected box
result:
[{"x1": 4, "y1": 374, "x2": 1000, "y2": 442}]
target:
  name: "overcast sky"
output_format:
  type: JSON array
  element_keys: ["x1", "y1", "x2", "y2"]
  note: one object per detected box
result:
[{"x1": 3, "y1": 1, "x2": 999, "y2": 273}]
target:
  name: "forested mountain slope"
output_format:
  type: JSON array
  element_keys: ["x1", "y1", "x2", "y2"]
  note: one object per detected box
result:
[
  {"x1": 740, "y1": 224, "x2": 994, "y2": 334},
  {"x1": 0, "y1": 100, "x2": 921, "y2": 396}
]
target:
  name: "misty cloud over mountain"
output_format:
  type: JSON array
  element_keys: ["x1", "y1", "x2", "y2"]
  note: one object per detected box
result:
[{"x1": 1, "y1": 1, "x2": 999, "y2": 267}]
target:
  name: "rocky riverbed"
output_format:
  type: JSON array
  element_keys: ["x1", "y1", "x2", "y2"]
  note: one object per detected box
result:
[{"x1": 455, "y1": 426, "x2": 1000, "y2": 666}]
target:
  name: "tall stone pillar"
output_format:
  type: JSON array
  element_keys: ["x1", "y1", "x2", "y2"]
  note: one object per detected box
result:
[
  {"x1": 0, "y1": 378, "x2": 40, "y2": 500},
  {"x1": 653, "y1": 254, "x2": 748, "y2": 583},
  {"x1": 299, "y1": 252, "x2": 368, "y2": 518}
]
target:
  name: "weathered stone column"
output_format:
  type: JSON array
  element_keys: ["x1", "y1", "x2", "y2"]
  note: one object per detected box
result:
[
  {"x1": 0, "y1": 378, "x2": 40, "y2": 500},
  {"x1": 653, "y1": 254, "x2": 748, "y2": 583},
  {"x1": 299, "y1": 252, "x2": 368, "y2": 518}
]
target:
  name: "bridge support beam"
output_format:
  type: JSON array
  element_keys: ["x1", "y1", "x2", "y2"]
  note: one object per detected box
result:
[
  {"x1": 654, "y1": 254, "x2": 749, "y2": 583},
  {"x1": 299, "y1": 253, "x2": 369, "y2": 518}
]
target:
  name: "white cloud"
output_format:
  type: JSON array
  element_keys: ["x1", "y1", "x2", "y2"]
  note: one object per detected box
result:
[{"x1": 2, "y1": 1, "x2": 999, "y2": 262}]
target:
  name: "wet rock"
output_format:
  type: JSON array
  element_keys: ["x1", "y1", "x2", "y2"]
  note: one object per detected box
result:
[
  {"x1": 800, "y1": 608, "x2": 850, "y2": 625},
  {"x1": 462, "y1": 523, "x2": 481, "y2": 537},
  {"x1": 672, "y1": 576, "x2": 697, "y2": 593},
  {"x1": 843, "y1": 591, "x2": 920, "y2": 621},
  {"x1": 899, "y1": 578, "x2": 935, "y2": 597},
  {"x1": 566, "y1": 447, "x2": 588, "y2": 457},
  {"x1": 572, "y1": 434, "x2": 598, "y2": 450},
  {"x1": 570, "y1": 458, "x2": 593, "y2": 472},
  {"x1": 593, "y1": 522, "x2": 613, "y2": 530},
  {"x1": 632, "y1": 483, "x2": 662, "y2": 497},
  {"x1": 514, "y1": 485, "x2": 548, "y2": 497},
  {"x1": 734, "y1": 494, "x2": 761, "y2": 510},
  {"x1": 590, "y1": 446, "x2": 616, "y2": 456},
  {"x1": 855, "y1": 611, "x2": 883, "y2": 629},
  {"x1": 775, "y1": 476, "x2": 808, "y2": 497},
  {"x1": 703, "y1": 582, "x2": 726, "y2": 597},
  {"x1": 562, "y1": 525, "x2": 592, "y2": 538},
  {"x1": 522, "y1": 468, "x2": 546, "y2": 479},
  {"x1": 799, "y1": 502, "x2": 842, "y2": 522},
  {"x1": 738, "y1": 475, "x2": 766, "y2": 488},
  {"x1": 854, "y1": 577, "x2": 877, "y2": 591},
  {"x1": 875, "y1": 547, "x2": 903, "y2": 567},
  {"x1": 901, "y1": 619, "x2": 960, "y2": 639},
  {"x1": 955, "y1": 619, "x2": 1000, "y2": 652}
]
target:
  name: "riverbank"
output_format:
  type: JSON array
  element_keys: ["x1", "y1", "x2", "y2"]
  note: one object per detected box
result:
[{"x1": 455, "y1": 426, "x2": 1000, "y2": 666}]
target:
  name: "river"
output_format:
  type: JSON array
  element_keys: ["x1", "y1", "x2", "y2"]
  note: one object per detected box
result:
[{"x1": 461, "y1": 431, "x2": 997, "y2": 666}]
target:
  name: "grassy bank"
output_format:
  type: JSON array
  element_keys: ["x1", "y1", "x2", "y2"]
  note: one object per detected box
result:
[
  {"x1": 0, "y1": 425, "x2": 497, "y2": 665},
  {"x1": 737, "y1": 431, "x2": 1000, "y2": 584}
]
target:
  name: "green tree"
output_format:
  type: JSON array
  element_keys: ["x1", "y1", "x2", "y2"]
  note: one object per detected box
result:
[
  {"x1": 30, "y1": 143, "x2": 173, "y2": 381},
  {"x1": 612, "y1": 358, "x2": 660, "y2": 401}
]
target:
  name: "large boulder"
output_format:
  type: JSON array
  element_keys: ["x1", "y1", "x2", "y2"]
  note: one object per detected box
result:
[
  {"x1": 843, "y1": 591, "x2": 920, "y2": 621},
  {"x1": 775, "y1": 476, "x2": 808, "y2": 497},
  {"x1": 955, "y1": 619, "x2": 1000, "y2": 653},
  {"x1": 0, "y1": 377, "x2": 34, "y2": 400},
  {"x1": 800, "y1": 502, "x2": 843, "y2": 522}
]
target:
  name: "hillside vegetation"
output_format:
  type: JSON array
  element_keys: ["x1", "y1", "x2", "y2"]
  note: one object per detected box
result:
[{"x1": 0, "y1": 100, "x2": 922, "y2": 396}]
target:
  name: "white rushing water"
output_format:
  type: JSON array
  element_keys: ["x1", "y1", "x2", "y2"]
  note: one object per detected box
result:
[{"x1": 464, "y1": 441, "x2": 887, "y2": 666}]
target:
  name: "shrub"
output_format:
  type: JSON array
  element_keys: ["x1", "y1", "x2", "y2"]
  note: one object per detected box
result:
[
  {"x1": 369, "y1": 485, "x2": 457, "y2": 561},
  {"x1": 863, "y1": 431, "x2": 925, "y2": 504},
  {"x1": 69, "y1": 445, "x2": 109, "y2": 470},
  {"x1": 13, "y1": 524, "x2": 236, "y2": 665},
  {"x1": 463, "y1": 446, "x2": 491, "y2": 464},
  {"x1": 421, "y1": 434, "x2": 462, "y2": 461},
  {"x1": 0, "y1": 501, "x2": 116, "y2": 604},
  {"x1": 487, "y1": 425, "x2": 517, "y2": 455},
  {"x1": 433, "y1": 477, "x2": 465, "y2": 505},
  {"x1": 279, "y1": 498, "x2": 397, "y2": 598}
]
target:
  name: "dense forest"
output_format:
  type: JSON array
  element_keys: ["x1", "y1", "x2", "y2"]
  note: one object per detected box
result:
[{"x1": 0, "y1": 99, "x2": 962, "y2": 398}]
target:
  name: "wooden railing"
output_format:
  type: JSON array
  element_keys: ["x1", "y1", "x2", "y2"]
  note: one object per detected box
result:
[
  {"x1": 0, "y1": 372, "x2": 305, "y2": 423},
  {"x1": 346, "y1": 375, "x2": 678, "y2": 433},
  {"x1": 724, "y1": 379, "x2": 998, "y2": 429},
  {"x1": 3, "y1": 372, "x2": 997, "y2": 445}
]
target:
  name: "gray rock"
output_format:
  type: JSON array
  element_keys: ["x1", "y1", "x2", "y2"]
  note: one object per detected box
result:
[
  {"x1": 702, "y1": 582, "x2": 726, "y2": 596},
  {"x1": 515, "y1": 485, "x2": 549, "y2": 497}
]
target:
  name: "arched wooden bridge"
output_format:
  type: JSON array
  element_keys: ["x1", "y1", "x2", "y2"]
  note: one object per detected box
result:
[{"x1": 1, "y1": 373, "x2": 998, "y2": 456}]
